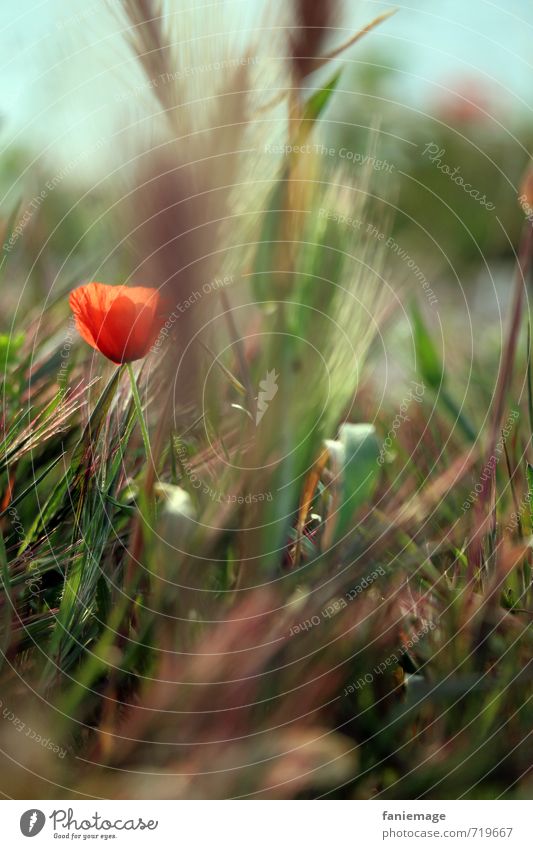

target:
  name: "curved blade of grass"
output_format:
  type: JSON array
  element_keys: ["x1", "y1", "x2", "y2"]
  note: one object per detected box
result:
[
  {"x1": 18, "y1": 367, "x2": 124, "y2": 554},
  {"x1": 0, "y1": 454, "x2": 64, "y2": 521},
  {"x1": 322, "y1": 423, "x2": 379, "y2": 550}
]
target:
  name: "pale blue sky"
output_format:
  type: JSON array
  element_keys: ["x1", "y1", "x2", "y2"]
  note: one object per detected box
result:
[{"x1": 1, "y1": 1, "x2": 531, "y2": 168}]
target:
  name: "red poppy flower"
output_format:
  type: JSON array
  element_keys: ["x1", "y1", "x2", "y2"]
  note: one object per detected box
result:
[{"x1": 69, "y1": 282, "x2": 166, "y2": 364}]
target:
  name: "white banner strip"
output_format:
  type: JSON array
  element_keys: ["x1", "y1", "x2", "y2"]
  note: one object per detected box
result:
[{"x1": 1, "y1": 800, "x2": 531, "y2": 847}]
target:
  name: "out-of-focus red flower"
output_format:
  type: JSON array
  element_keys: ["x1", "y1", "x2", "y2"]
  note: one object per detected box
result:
[
  {"x1": 69, "y1": 282, "x2": 166, "y2": 364},
  {"x1": 436, "y1": 77, "x2": 493, "y2": 124}
]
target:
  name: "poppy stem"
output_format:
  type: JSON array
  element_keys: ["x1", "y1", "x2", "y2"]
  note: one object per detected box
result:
[{"x1": 126, "y1": 362, "x2": 152, "y2": 462}]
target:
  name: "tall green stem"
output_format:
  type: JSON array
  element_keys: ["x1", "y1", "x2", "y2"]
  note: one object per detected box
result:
[{"x1": 127, "y1": 362, "x2": 152, "y2": 462}]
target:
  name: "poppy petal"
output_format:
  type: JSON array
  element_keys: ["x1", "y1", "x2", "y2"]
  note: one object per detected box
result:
[{"x1": 69, "y1": 283, "x2": 165, "y2": 364}]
